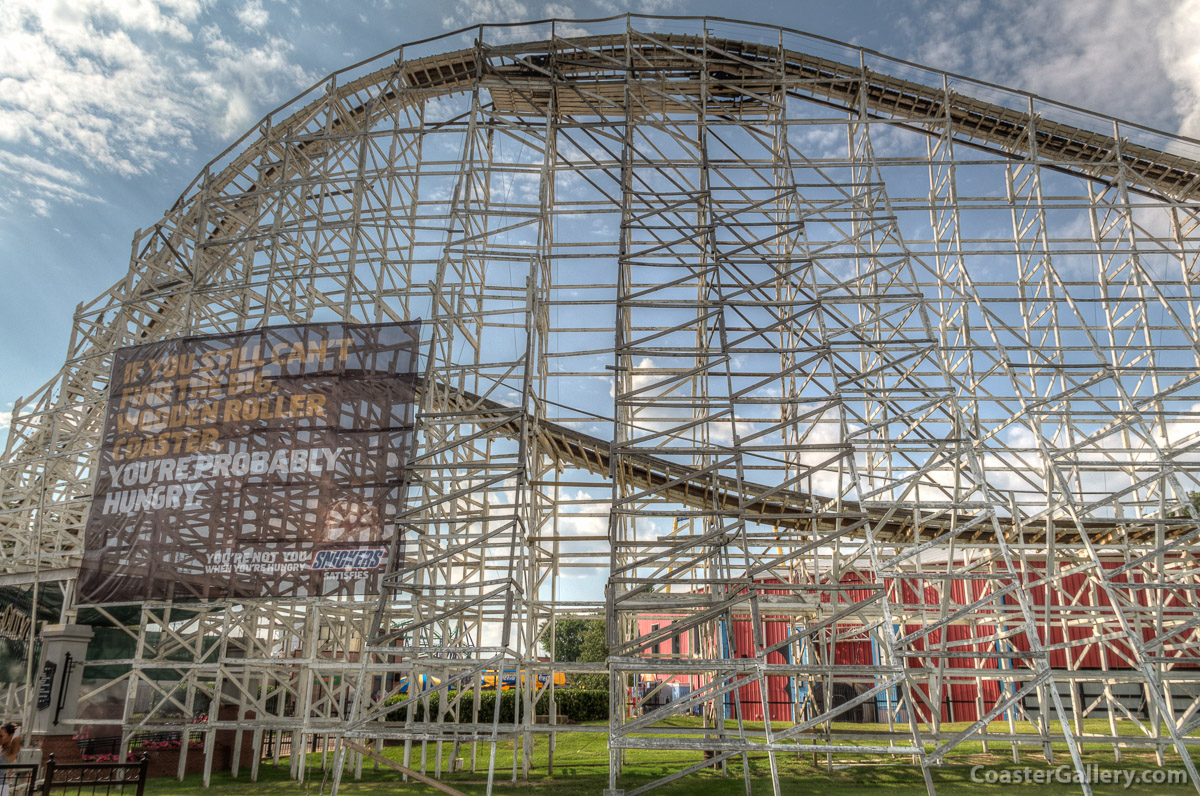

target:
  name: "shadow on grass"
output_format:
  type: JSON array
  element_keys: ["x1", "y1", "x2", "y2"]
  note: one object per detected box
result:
[
  {"x1": 141, "y1": 756, "x2": 1199, "y2": 796},
  {"x1": 139, "y1": 720, "x2": 1198, "y2": 796}
]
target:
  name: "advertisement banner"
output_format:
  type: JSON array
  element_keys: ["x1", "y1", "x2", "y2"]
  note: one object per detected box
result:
[{"x1": 77, "y1": 322, "x2": 420, "y2": 604}]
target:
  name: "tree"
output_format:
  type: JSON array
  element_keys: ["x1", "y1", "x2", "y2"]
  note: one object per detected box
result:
[
  {"x1": 576, "y1": 620, "x2": 608, "y2": 690},
  {"x1": 578, "y1": 620, "x2": 606, "y2": 663},
  {"x1": 1168, "y1": 491, "x2": 1200, "y2": 519},
  {"x1": 540, "y1": 617, "x2": 591, "y2": 663},
  {"x1": 540, "y1": 618, "x2": 607, "y2": 689}
]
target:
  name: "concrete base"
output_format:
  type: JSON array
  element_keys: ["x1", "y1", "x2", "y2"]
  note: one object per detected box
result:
[
  {"x1": 16, "y1": 747, "x2": 41, "y2": 766},
  {"x1": 31, "y1": 624, "x2": 94, "y2": 736}
]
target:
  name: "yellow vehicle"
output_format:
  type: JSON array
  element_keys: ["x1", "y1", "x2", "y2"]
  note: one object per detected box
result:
[{"x1": 479, "y1": 670, "x2": 566, "y2": 690}]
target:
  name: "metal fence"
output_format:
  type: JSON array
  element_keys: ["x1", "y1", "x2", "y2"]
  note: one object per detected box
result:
[
  {"x1": 2, "y1": 754, "x2": 149, "y2": 796},
  {"x1": 0, "y1": 763, "x2": 37, "y2": 796},
  {"x1": 40, "y1": 754, "x2": 148, "y2": 796},
  {"x1": 259, "y1": 731, "x2": 324, "y2": 761},
  {"x1": 75, "y1": 730, "x2": 201, "y2": 758}
]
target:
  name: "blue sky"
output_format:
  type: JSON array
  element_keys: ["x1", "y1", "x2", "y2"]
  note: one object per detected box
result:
[{"x1": 1, "y1": 0, "x2": 1198, "y2": 445}]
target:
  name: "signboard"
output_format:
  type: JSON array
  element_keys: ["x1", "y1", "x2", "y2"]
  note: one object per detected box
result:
[
  {"x1": 0, "y1": 595, "x2": 33, "y2": 684},
  {"x1": 37, "y1": 660, "x2": 56, "y2": 709},
  {"x1": 77, "y1": 322, "x2": 420, "y2": 604},
  {"x1": 0, "y1": 585, "x2": 62, "y2": 684},
  {"x1": 0, "y1": 604, "x2": 32, "y2": 645}
]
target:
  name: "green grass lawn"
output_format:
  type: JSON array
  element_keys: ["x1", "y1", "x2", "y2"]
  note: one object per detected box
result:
[{"x1": 140, "y1": 719, "x2": 1197, "y2": 795}]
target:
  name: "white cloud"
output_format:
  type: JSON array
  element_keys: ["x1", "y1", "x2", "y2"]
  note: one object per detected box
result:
[
  {"x1": 0, "y1": 410, "x2": 11, "y2": 430},
  {"x1": 556, "y1": 488, "x2": 609, "y2": 554},
  {"x1": 197, "y1": 24, "x2": 304, "y2": 137},
  {"x1": 593, "y1": 0, "x2": 680, "y2": 14},
  {"x1": 442, "y1": 0, "x2": 528, "y2": 31},
  {"x1": 236, "y1": 0, "x2": 268, "y2": 31},
  {"x1": 439, "y1": 0, "x2": 598, "y2": 42},
  {"x1": 1157, "y1": 0, "x2": 1200, "y2": 137},
  {"x1": 542, "y1": 2, "x2": 574, "y2": 18},
  {"x1": 0, "y1": 151, "x2": 97, "y2": 208},
  {"x1": 0, "y1": 0, "x2": 309, "y2": 215},
  {"x1": 899, "y1": 0, "x2": 1200, "y2": 139},
  {"x1": 540, "y1": 1, "x2": 588, "y2": 36}
]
